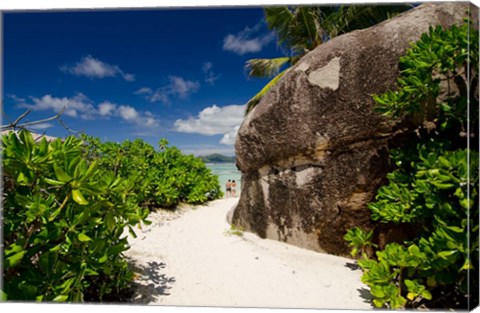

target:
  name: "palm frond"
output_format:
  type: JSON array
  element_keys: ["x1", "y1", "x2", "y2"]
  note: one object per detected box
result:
[
  {"x1": 323, "y1": 4, "x2": 413, "y2": 38},
  {"x1": 245, "y1": 57, "x2": 291, "y2": 78},
  {"x1": 245, "y1": 70, "x2": 287, "y2": 115},
  {"x1": 265, "y1": 6, "x2": 326, "y2": 54},
  {"x1": 264, "y1": 7, "x2": 295, "y2": 47},
  {"x1": 291, "y1": 7, "x2": 324, "y2": 52}
]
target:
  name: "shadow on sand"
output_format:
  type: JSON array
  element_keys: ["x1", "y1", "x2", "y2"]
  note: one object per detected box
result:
[
  {"x1": 127, "y1": 260, "x2": 176, "y2": 304},
  {"x1": 357, "y1": 287, "x2": 374, "y2": 305},
  {"x1": 344, "y1": 262, "x2": 373, "y2": 306},
  {"x1": 345, "y1": 261, "x2": 361, "y2": 271}
]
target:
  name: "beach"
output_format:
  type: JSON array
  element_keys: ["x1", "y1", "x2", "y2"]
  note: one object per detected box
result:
[{"x1": 123, "y1": 198, "x2": 372, "y2": 310}]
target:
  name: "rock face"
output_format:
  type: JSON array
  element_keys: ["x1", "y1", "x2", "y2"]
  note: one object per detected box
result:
[{"x1": 231, "y1": 2, "x2": 478, "y2": 256}]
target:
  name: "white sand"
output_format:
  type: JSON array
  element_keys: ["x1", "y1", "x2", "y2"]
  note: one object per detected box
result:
[{"x1": 124, "y1": 198, "x2": 373, "y2": 310}]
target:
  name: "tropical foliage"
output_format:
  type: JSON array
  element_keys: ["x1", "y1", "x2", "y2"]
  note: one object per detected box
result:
[
  {"x1": 2, "y1": 131, "x2": 222, "y2": 302},
  {"x1": 344, "y1": 20, "x2": 479, "y2": 309},
  {"x1": 81, "y1": 136, "x2": 223, "y2": 208},
  {"x1": 245, "y1": 4, "x2": 413, "y2": 113}
]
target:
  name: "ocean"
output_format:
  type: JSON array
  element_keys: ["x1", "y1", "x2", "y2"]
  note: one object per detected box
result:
[{"x1": 205, "y1": 163, "x2": 242, "y2": 195}]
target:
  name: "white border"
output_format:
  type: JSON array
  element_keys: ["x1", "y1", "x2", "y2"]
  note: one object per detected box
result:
[{"x1": 1, "y1": 1, "x2": 478, "y2": 313}]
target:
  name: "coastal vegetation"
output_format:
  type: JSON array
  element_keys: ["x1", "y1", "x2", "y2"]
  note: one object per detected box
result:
[
  {"x1": 344, "y1": 20, "x2": 478, "y2": 309},
  {"x1": 1, "y1": 130, "x2": 222, "y2": 301},
  {"x1": 81, "y1": 136, "x2": 223, "y2": 207}
]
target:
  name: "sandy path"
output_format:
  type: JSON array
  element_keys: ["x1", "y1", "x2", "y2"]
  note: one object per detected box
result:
[{"x1": 124, "y1": 198, "x2": 372, "y2": 310}]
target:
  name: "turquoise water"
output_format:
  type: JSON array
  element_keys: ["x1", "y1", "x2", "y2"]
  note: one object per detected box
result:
[{"x1": 206, "y1": 163, "x2": 241, "y2": 194}]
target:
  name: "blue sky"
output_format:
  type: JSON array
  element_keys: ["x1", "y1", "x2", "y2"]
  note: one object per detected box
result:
[{"x1": 3, "y1": 6, "x2": 285, "y2": 156}]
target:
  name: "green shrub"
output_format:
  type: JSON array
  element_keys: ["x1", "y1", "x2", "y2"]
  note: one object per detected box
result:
[
  {"x1": 81, "y1": 136, "x2": 223, "y2": 208},
  {"x1": 344, "y1": 227, "x2": 377, "y2": 258},
  {"x1": 345, "y1": 19, "x2": 479, "y2": 309},
  {"x1": 2, "y1": 130, "x2": 223, "y2": 302},
  {"x1": 2, "y1": 130, "x2": 150, "y2": 301},
  {"x1": 359, "y1": 147, "x2": 478, "y2": 308}
]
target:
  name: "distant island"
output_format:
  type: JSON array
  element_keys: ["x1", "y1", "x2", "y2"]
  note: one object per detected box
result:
[{"x1": 199, "y1": 154, "x2": 236, "y2": 163}]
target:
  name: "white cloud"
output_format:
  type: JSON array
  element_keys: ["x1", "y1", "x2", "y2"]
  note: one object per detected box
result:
[
  {"x1": 170, "y1": 76, "x2": 200, "y2": 98},
  {"x1": 61, "y1": 55, "x2": 135, "y2": 81},
  {"x1": 117, "y1": 105, "x2": 158, "y2": 128},
  {"x1": 7, "y1": 94, "x2": 26, "y2": 103},
  {"x1": 203, "y1": 62, "x2": 220, "y2": 85},
  {"x1": 118, "y1": 105, "x2": 139, "y2": 120},
  {"x1": 17, "y1": 93, "x2": 97, "y2": 119},
  {"x1": 11, "y1": 94, "x2": 159, "y2": 129},
  {"x1": 174, "y1": 104, "x2": 245, "y2": 145},
  {"x1": 220, "y1": 125, "x2": 240, "y2": 145},
  {"x1": 223, "y1": 25, "x2": 275, "y2": 55},
  {"x1": 98, "y1": 101, "x2": 116, "y2": 116},
  {"x1": 122, "y1": 73, "x2": 136, "y2": 82},
  {"x1": 134, "y1": 87, "x2": 153, "y2": 95},
  {"x1": 27, "y1": 123, "x2": 54, "y2": 130},
  {"x1": 136, "y1": 76, "x2": 200, "y2": 104}
]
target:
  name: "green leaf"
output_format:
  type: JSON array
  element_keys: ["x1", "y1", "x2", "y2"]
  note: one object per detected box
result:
[
  {"x1": 245, "y1": 57, "x2": 291, "y2": 78},
  {"x1": 404, "y1": 279, "x2": 415, "y2": 290},
  {"x1": 128, "y1": 225, "x2": 137, "y2": 239},
  {"x1": 460, "y1": 259, "x2": 473, "y2": 271},
  {"x1": 460, "y1": 198, "x2": 472, "y2": 209},
  {"x1": 43, "y1": 177, "x2": 65, "y2": 186},
  {"x1": 437, "y1": 156, "x2": 451, "y2": 168},
  {"x1": 431, "y1": 182, "x2": 454, "y2": 189},
  {"x1": 437, "y1": 250, "x2": 458, "y2": 260},
  {"x1": 72, "y1": 189, "x2": 88, "y2": 205},
  {"x1": 54, "y1": 164, "x2": 72, "y2": 182},
  {"x1": 19, "y1": 282, "x2": 37, "y2": 298},
  {"x1": 78, "y1": 232, "x2": 92, "y2": 242},
  {"x1": 74, "y1": 159, "x2": 88, "y2": 179},
  {"x1": 84, "y1": 160, "x2": 98, "y2": 178},
  {"x1": 98, "y1": 254, "x2": 108, "y2": 263},
  {"x1": 108, "y1": 241, "x2": 128, "y2": 255},
  {"x1": 53, "y1": 295, "x2": 69, "y2": 302},
  {"x1": 421, "y1": 290, "x2": 432, "y2": 300},
  {"x1": 370, "y1": 285, "x2": 386, "y2": 298},
  {"x1": 373, "y1": 299, "x2": 385, "y2": 308},
  {"x1": 5, "y1": 250, "x2": 26, "y2": 268},
  {"x1": 0, "y1": 290, "x2": 7, "y2": 301}
]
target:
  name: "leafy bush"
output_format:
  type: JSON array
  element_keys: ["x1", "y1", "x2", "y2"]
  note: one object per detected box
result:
[
  {"x1": 81, "y1": 136, "x2": 223, "y2": 208},
  {"x1": 357, "y1": 147, "x2": 478, "y2": 309},
  {"x1": 344, "y1": 227, "x2": 377, "y2": 258},
  {"x1": 2, "y1": 131, "x2": 223, "y2": 302},
  {"x1": 2, "y1": 130, "x2": 150, "y2": 301},
  {"x1": 345, "y1": 19, "x2": 479, "y2": 309}
]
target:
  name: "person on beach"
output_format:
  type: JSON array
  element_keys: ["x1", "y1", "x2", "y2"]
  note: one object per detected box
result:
[
  {"x1": 231, "y1": 180, "x2": 237, "y2": 197},
  {"x1": 225, "y1": 179, "x2": 232, "y2": 197}
]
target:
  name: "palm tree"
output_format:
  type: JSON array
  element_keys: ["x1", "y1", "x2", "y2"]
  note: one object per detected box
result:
[{"x1": 244, "y1": 4, "x2": 414, "y2": 114}]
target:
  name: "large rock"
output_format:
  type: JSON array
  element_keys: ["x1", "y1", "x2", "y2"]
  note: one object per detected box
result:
[{"x1": 231, "y1": 2, "x2": 478, "y2": 256}]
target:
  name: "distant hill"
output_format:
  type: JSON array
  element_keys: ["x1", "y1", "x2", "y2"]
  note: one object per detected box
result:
[{"x1": 199, "y1": 154, "x2": 236, "y2": 163}]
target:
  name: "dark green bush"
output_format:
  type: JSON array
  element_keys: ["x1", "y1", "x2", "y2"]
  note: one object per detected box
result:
[
  {"x1": 2, "y1": 130, "x2": 150, "y2": 301},
  {"x1": 345, "y1": 19, "x2": 479, "y2": 309}
]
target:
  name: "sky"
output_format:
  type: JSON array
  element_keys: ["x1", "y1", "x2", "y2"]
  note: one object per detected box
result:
[
  {"x1": 2, "y1": 5, "x2": 287, "y2": 156},
  {"x1": 0, "y1": 0, "x2": 455, "y2": 157}
]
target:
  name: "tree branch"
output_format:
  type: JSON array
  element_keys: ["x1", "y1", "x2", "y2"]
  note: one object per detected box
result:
[
  {"x1": 57, "y1": 116, "x2": 83, "y2": 135},
  {"x1": 0, "y1": 107, "x2": 66, "y2": 132}
]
